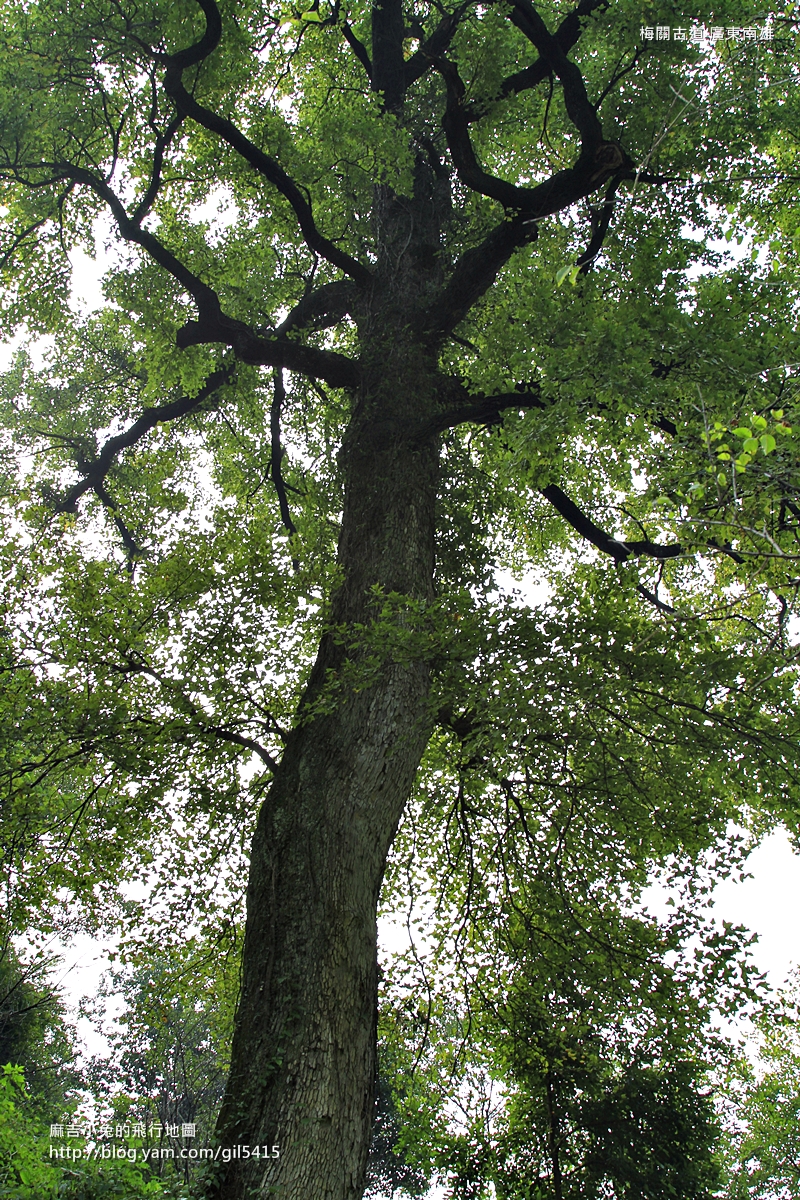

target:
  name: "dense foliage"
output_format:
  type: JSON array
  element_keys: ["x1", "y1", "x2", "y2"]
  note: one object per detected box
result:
[{"x1": 1, "y1": 0, "x2": 800, "y2": 1194}]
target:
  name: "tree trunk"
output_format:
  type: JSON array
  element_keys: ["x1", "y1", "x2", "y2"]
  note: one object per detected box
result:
[{"x1": 210, "y1": 292, "x2": 442, "y2": 1198}]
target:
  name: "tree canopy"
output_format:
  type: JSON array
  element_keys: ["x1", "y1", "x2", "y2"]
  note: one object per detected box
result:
[{"x1": 1, "y1": 0, "x2": 800, "y2": 1196}]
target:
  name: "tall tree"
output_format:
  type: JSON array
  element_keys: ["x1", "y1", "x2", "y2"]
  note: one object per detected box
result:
[{"x1": 1, "y1": 1, "x2": 799, "y2": 1198}]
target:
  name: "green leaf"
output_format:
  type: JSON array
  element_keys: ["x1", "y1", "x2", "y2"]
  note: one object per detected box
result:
[{"x1": 555, "y1": 264, "x2": 580, "y2": 288}]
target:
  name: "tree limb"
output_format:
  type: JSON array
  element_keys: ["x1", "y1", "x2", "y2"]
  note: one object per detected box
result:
[
  {"x1": 125, "y1": 657, "x2": 279, "y2": 771},
  {"x1": 437, "y1": 47, "x2": 626, "y2": 213},
  {"x1": 54, "y1": 366, "x2": 233, "y2": 515},
  {"x1": 177, "y1": 319, "x2": 360, "y2": 388},
  {"x1": 49, "y1": 168, "x2": 359, "y2": 383},
  {"x1": 466, "y1": 0, "x2": 610, "y2": 118},
  {"x1": 423, "y1": 145, "x2": 634, "y2": 338},
  {"x1": 275, "y1": 279, "x2": 356, "y2": 336},
  {"x1": 418, "y1": 214, "x2": 538, "y2": 339},
  {"x1": 17, "y1": 166, "x2": 357, "y2": 384},
  {"x1": 506, "y1": 0, "x2": 603, "y2": 151},
  {"x1": 576, "y1": 177, "x2": 620, "y2": 271},
  {"x1": 92, "y1": 481, "x2": 146, "y2": 562},
  {"x1": 437, "y1": 56, "x2": 554, "y2": 210},
  {"x1": 417, "y1": 387, "x2": 547, "y2": 438},
  {"x1": 342, "y1": 21, "x2": 372, "y2": 79},
  {"x1": 162, "y1": 71, "x2": 372, "y2": 285},
  {"x1": 540, "y1": 483, "x2": 684, "y2": 562},
  {"x1": 270, "y1": 369, "x2": 300, "y2": 571},
  {"x1": 130, "y1": 113, "x2": 184, "y2": 226},
  {"x1": 404, "y1": 5, "x2": 470, "y2": 88},
  {"x1": 164, "y1": 0, "x2": 223, "y2": 69},
  {"x1": 60, "y1": 163, "x2": 223, "y2": 322},
  {"x1": 371, "y1": 0, "x2": 406, "y2": 112}
]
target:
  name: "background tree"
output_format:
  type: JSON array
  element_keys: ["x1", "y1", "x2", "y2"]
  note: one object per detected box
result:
[
  {"x1": 721, "y1": 978, "x2": 800, "y2": 1200},
  {"x1": 1, "y1": 1, "x2": 800, "y2": 1198},
  {"x1": 0, "y1": 946, "x2": 78, "y2": 1114},
  {"x1": 375, "y1": 622, "x2": 769, "y2": 1200},
  {"x1": 84, "y1": 950, "x2": 238, "y2": 1175}
]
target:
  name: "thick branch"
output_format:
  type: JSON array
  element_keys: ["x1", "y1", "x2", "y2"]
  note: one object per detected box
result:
[
  {"x1": 507, "y1": 0, "x2": 602, "y2": 150},
  {"x1": 471, "y1": 0, "x2": 610, "y2": 116},
  {"x1": 54, "y1": 367, "x2": 233, "y2": 514},
  {"x1": 576, "y1": 178, "x2": 620, "y2": 271},
  {"x1": 404, "y1": 6, "x2": 469, "y2": 88},
  {"x1": 63, "y1": 164, "x2": 222, "y2": 321},
  {"x1": 91, "y1": 480, "x2": 145, "y2": 561},
  {"x1": 417, "y1": 388, "x2": 547, "y2": 439},
  {"x1": 435, "y1": 51, "x2": 627, "y2": 216},
  {"x1": 540, "y1": 483, "x2": 684, "y2": 562},
  {"x1": 342, "y1": 21, "x2": 372, "y2": 79},
  {"x1": 177, "y1": 320, "x2": 359, "y2": 388},
  {"x1": 275, "y1": 280, "x2": 356, "y2": 336},
  {"x1": 438, "y1": 57, "x2": 550, "y2": 210},
  {"x1": 270, "y1": 369, "x2": 300, "y2": 564},
  {"x1": 424, "y1": 147, "x2": 630, "y2": 337},
  {"x1": 418, "y1": 214, "x2": 538, "y2": 338},
  {"x1": 371, "y1": 0, "x2": 406, "y2": 111},
  {"x1": 167, "y1": 0, "x2": 223, "y2": 68},
  {"x1": 163, "y1": 72, "x2": 371, "y2": 285},
  {"x1": 56, "y1": 165, "x2": 359, "y2": 384}
]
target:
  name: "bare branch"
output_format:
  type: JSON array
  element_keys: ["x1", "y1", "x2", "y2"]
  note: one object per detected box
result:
[
  {"x1": 163, "y1": 71, "x2": 372, "y2": 285},
  {"x1": 416, "y1": 387, "x2": 547, "y2": 439},
  {"x1": 275, "y1": 280, "x2": 356, "y2": 337},
  {"x1": 54, "y1": 365, "x2": 233, "y2": 514},
  {"x1": 540, "y1": 484, "x2": 684, "y2": 562},
  {"x1": 342, "y1": 21, "x2": 372, "y2": 79}
]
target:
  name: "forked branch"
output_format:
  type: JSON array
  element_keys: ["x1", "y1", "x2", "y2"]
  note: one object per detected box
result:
[
  {"x1": 506, "y1": 0, "x2": 603, "y2": 150},
  {"x1": 163, "y1": 70, "x2": 371, "y2": 286},
  {"x1": 489, "y1": 0, "x2": 608, "y2": 111},
  {"x1": 54, "y1": 366, "x2": 233, "y2": 515},
  {"x1": 540, "y1": 484, "x2": 684, "y2": 563},
  {"x1": 417, "y1": 387, "x2": 547, "y2": 438},
  {"x1": 30, "y1": 164, "x2": 359, "y2": 385},
  {"x1": 404, "y1": 4, "x2": 471, "y2": 87}
]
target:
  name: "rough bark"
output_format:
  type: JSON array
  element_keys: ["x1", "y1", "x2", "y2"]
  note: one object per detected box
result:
[{"x1": 209, "y1": 183, "x2": 446, "y2": 1200}]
